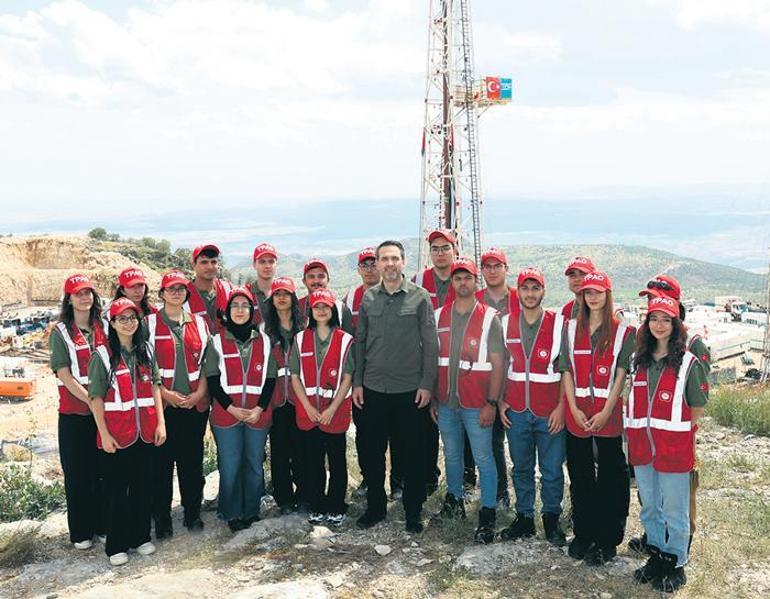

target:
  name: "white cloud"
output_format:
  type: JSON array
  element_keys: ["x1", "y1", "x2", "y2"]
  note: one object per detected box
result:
[
  {"x1": 643, "y1": 0, "x2": 770, "y2": 32},
  {"x1": 303, "y1": 0, "x2": 328, "y2": 13}
]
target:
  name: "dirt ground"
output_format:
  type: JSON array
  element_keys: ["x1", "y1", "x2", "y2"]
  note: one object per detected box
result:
[{"x1": 1, "y1": 378, "x2": 769, "y2": 598}]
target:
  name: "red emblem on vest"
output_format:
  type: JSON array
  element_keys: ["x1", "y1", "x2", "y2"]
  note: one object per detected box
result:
[
  {"x1": 469, "y1": 338, "x2": 478, "y2": 347},
  {"x1": 538, "y1": 349, "x2": 548, "y2": 359},
  {"x1": 660, "y1": 391, "x2": 671, "y2": 402},
  {"x1": 255, "y1": 364, "x2": 262, "y2": 371},
  {"x1": 598, "y1": 366, "x2": 609, "y2": 375},
  {"x1": 330, "y1": 368, "x2": 338, "y2": 377}
]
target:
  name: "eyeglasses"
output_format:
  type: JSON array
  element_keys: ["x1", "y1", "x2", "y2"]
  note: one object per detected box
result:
[
  {"x1": 647, "y1": 280, "x2": 673, "y2": 291},
  {"x1": 114, "y1": 315, "x2": 138, "y2": 324},
  {"x1": 359, "y1": 262, "x2": 377, "y2": 270},
  {"x1": 164, "y1": 285, "x2": 187, "y2": 294},
  {"x1": 482, "y1": 263, "x2": 505, "y2": 271},
  {"x1": 430, "y1": 244, "x2": 453, "y2": 254}
]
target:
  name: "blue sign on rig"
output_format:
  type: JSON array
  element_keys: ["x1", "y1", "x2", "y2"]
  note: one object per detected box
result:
[{"x1": 500, "y1": 78, "x2": 513, "y2": 100}]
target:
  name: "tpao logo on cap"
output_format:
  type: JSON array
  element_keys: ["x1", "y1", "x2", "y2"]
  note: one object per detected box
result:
[
  {"x1": 651, "y1": 297, "x2": 675, "y2": 308},
  {"x1": 572, "y1": 257, "x2": 590, "y2": 264},
  {"x1": 69, "y1": 274, "x2": 88, "y2": 283},
  {"x1": 585, "y1": 272, "x2": 605, "y2": 283}
]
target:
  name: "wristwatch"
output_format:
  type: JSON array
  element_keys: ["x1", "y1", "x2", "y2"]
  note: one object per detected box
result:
[{"x1": 485, "y1": 398, "x2": 498, "y2": 407}]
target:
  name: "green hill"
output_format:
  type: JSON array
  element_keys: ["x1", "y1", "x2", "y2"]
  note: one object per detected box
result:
[{"x1": 230, "y1": 241, "x2": 766, "y2": 307}]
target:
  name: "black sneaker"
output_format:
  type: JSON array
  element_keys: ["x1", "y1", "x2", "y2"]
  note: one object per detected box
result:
[
  {"x1": 586, "y1": 544, "x2": 617, "y2": 566},
  {"x1": 431, "y1": 493, "x2": 466, "y2": 522},
  {"x1": 184, "y1": 517, "x2": 204, "y2": 531},
  {"x1": 628, "y1": 532, "x2": 651, "y2": 555},
  {"x1": 634, "y1": 547, "x2": 662, "y2": 584},
  {"x1": 499, "y1": 513, "x2": 535, "y2": 541},
  {"x1": 154, "y1": 517, "x2": 173, "y2": 540},
  {"x1": 542, "y1": 513, "x2": 566, "y2": 547},
  {"x1": 568, "y1": 536, "x2": 593, "y2": 560},
  {"x1": 227, "y1": 519, "x2": 246, "y2": 533},
  {"x1": 242, "y1": 515, "x2": 260, "y2": 528},
  {"x1": 356, "y1": 511, "x2": 386, "y2": 529},
  {"x1": 652, "y1": 551, "x2": 687, "y2": 593},
  {"x1": 405, "y1": 518, "x2": 424, "y2": 534},
  {"x1": 474, "y1": 507, "x2": 496, "y2": 545}
]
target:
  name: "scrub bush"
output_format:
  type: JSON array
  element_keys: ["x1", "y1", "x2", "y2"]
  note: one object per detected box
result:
[
  {"x1": 0, "y1": 464, "x2": 65, "y2": 523},
  {"x1": 709, "y1": 385, "x2": 770, "y2": 436}
]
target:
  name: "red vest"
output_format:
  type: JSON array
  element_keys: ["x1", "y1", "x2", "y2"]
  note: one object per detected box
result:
[
  {"x1": 502, "y1": 310, "x2": 563, "y2": 417},
  {"x1": 54, "y1": 322, "x2": 106, "y2": 415},
  {"x1": 565, "y1": 319, "x2": 633, "y2": 438},
  {"x1": 146, "y1": 312, "x2": 210, "y2": 412},
  {"x1": 561, "y1": 299, "x2": 576, "y2": 320},
  {"x1": 415, "y1": 268, "x2": 455, "y2": 309},
  {"x1": 210, "y1": 332, "x2": 273, "y2": 429},
  {"x1": 475, "y1": 288, "x2": 519, "y2": 316},
  {"x1": 94, "y1": 345, "x2": 158, "y2": 449},
  {"x1": 295, "y1": 328, "x2": 353, "y2": 434},
  {"x1": 625, "y1": 352, "x2": 697, "y2": 473},
  {"x1": 184, "y1": 279, "x2": 232, "y2": 334},
  {"x1": 435, "y1": 302, "x2": 497, "y2": 409},
  {"x1": 344, "y1": 284, "x2": 366, "y2": 330},
  {"x1": 271, "y1": 342, "x2": 296, "y2": 408}
]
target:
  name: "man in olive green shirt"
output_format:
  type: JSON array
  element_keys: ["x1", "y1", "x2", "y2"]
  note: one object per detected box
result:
[
  {"x1": 250, "y1": 242, "x2": 278, "y2": 321},
  {"x1": 353, "y1": 240, "x2": 438, "y2": 533}
]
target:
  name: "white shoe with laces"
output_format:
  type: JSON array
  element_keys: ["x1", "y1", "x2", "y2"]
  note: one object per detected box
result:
[
  {"x1": 109, "y1": 552, "x2": 129, "y2": 566},
  {"x1": 73, "y1": 539, "x2": 93, "y2": 550},
  {"x1": 308, "y1": 512, "x2": 326, "y2": 525},
  {"x1": 327, "y1": 513, "x2": 346, "y2": 528},
  {"x1": 135, "y1": 542, "x2": 156, "y2": 556}
]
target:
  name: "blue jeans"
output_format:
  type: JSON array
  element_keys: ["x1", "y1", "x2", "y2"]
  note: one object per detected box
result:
[
  {"x1": 437, "y1": 404, "x2": 497, "y2": 508},
  {"x1": 505, "y1": 409, "x2": 565, "y2": 517},
  {"x1": 635, "y1": 464, "x2": 690, "y2": 567},
  {"x1": 211, "y1": 424, "x2": 269, "y2": 521}
]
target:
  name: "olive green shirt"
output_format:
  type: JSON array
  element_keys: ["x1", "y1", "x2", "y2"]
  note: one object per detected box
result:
[
  {"x1": 87, "y1": 347, "x2": 161, "y2": 399},
  {"x1": 645, "y1": 356, "x2": 708, "y2": 408},
  {"x1": 288, "y1": 329, "x2": 355, "y2": 376},
  {"x1": 250, "y1": 282, "x2": 271, "y2": 321},
  {"x1": 479, "y1": 288, "x2": 511, "y2": 315},
  {"x1": 204, "y1": 329, "x2": 278, "y2": 378},
  {"x1": 558, "y1": 325, "x2": 636, "y2": 374},
  {"x1": 446, "y1": 307, "x2": 505, "y2": 408},
  {"x1": 355, "y1": 276, "x2": 438, "y2": 393},
  {"x1": 433, "y1": 272, "x2": 452, "y2": 308},
  {"x1": 49, "y1": 324, "x2": 95, "y2": 372},
  {"x1": 688, "y1": 336, "x2": 711, "y2": 374},
  {"x1": 158, "y1": 308, "x2": 217, "y2": 394},
  {"x1": 519, "y1": 312, "x2": 543, "y2": 357},
  {"x1": 191, "y1": 280, "x2": 219, "y2": 325}
]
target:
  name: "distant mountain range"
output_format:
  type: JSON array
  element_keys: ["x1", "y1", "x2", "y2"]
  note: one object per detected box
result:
[{"x1": 229, "y1": 240, "x2": 766, "y2": 306}]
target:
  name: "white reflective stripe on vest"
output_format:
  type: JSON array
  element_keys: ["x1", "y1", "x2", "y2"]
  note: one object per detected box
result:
[
  {"x1": 188, "y1": 370, "x2": 201, "y2": 382},
  {"x1": 438, "y1": 357, "x2": 450, "y2": 366},
  {"x1": 159, "y1": 368, "x2": 175, "y2": 378},
  {"x1": 56, "y1": 322, "x2": 89, "y2": 385},
  {"x1": 475, "y1": 307, "x2": 496, "y2": 364},
  {"x1": 277, "y1": 367, "x2": 289, "y2": 377},
  {"x1": 547, "y1": 314, "x2": 564, "y2": 377},
  {"x1": 213, "y1": 333, "x2": 266, "y2": 397},
  {"x1": 624, "y1": 417, "x2": 692, "y2": 432},
  {"x1": 103, "y1": 396, "x2": 155, "y2": 412},
  {"x1": 305, "y1": 386, "x2": 335, "y2": 399},
  {"x1": 507, "y1": 371, "x2": 561, "y2": 383},
  {"x1": 146, "y1": 314, "x2": 158, "y2": 346},
  {"x1": 458, "y1": 360, "x2": 493, "y2": 372},
  {"x1": 221, "y1": 384, "x2": 263, "y2": 394},
  {"x1": 574, "y1": 386, "x2": 610, "y2": 399}
]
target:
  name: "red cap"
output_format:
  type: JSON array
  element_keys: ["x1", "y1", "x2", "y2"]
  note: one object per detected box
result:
[
  {"x1": 253, "y1": 242, "x2": 278, "y2": 262},
  {"x1": 427, "y1": 229, "x2": 456, "y2": 245},
  {"x1": 309, "y1": 289, "x2": 336, "y2": 308},
  {"x1": 450, "y1": 256, "x2": 478, "y2": 277},
  {"x1": 109, "y1": 297, "x2": 139, "y2": 318},
  {"x1": 481, "y1": 247, "x2": 507, "y2": 266},
  {"x1": 517, "y1": 267, "x2": 545, "y2": 288},
  {"x1": 63, "y1": 273, "x2": 94, "y2": 295},
  {"x1": 270, "y1": 276, "x2": 296, "y2": 296},
  {"x1": 647, "y1": 296, "x2": 680, "y2": 319},
  {"x1": 161, "y1": 270, "x2": 189, "y2": 289},
  {"x1": 564, "y1": 256, "x2": 596, "y2": 275},
  {"x1": 191, "y1": 243, "x2": 221, "y2": 263},
  {"x1": 118, "y1": 267, "x2": 146, "y2": 288},
  {"x1": 579, "y1": 270, "x2": 612, "y2": 293},
  {"x1": 358, "y1": 247, "x2": 377, "y2": 264},
  {"x1": 639, "y1": 274, "x2": 681, "y2": 301},
  {"x1": 303, "y1": 258, "x2": 329, "y2": 276},
  {"x1": 228, "y1": 286, "x2": 254, "y2": 304}
]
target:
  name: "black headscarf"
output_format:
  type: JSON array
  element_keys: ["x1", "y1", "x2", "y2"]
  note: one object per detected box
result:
[{"x1": 223, "y1": 296, "x2": 256, "y2": 343}]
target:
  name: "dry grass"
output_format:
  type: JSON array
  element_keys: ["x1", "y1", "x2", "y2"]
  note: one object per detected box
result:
[{"x1": 0, "y1": 525, "x2": 43, "y2": 568}]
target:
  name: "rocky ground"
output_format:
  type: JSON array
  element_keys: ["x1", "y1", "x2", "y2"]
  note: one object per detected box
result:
[{"x1": 0, "y1": 415, "x2": 768, "y2": 598}]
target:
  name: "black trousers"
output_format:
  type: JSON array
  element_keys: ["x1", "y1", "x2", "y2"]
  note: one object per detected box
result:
[
  {"x1": 566, "y1": 432, "x2": 630, "y2": 549},
  {"x1": 102, "y1": 441, "x2": 153, "y2": 556},
  {"x1": 302, "y1": 427, "x2": 348, "y2": 515},
  {"x1": 58, "y1": 413, "x2": 106, "y2": 542},
  {"x1": 353, "y1": 403, "x2": 404, "y2": 490},
  {"x1": 426, "y1": 417, "x2": 441, "y2": 488},
  {"x1": 152, "y1": 406, "x2": 208, "y2": 524},
  {"x1": 362, "y1": 387, "x2": 429, "y2": 519},
  {"x1": 462, "y1": 412, "x2": 509, "y2": 495},
  {"x1": 270, "y1": 402, "x2": 307, "y2": 507}
]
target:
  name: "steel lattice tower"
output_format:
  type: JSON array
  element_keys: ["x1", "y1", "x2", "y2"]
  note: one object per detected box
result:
[
  {"x1": 761, "y1": 251, "x2": 770, "y2": 383},
  {"x1": 418, "y1": 0, "x2": 509, "y2": 271}
]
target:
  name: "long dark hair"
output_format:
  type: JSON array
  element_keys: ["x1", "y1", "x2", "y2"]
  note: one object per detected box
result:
[
  {"x1": 633, "y1": 315, "x2": 687, "y2": 372},
  {"x1": 114, "y1": 285, "x2": 154, "y2": 317},
  {"x1": 263, "y1": 293, "x2": 304, "y2": 351},
  {"x1": 106, "y1": 311, "x2": 152, "y2": 383},
  {"x1": 58, "y1": 291, "x2": 103, "y2": 329},
  {"x1": 308, "y1": 303, "x2": 340, "y2": 330},
  {"x1": 576, "y1": 289, "x2": 616, "y2": 355}
]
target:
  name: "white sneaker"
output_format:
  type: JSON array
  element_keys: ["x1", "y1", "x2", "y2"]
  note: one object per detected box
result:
[
  {"x1": 73, "y1": 539, "x2": 93, "y2": 550},
  {"x1": 327, "y1": 513, "x2": 346, "y2": 528},
  {"x1": 135, "y1": 542, "x2": 156, "y2": 556},
  {"x1": 308, "y1": 512, "x2": 326, "y2": 525},
  {"x1": 109, "y1": 552, "x2": 129, "y2": 566}
]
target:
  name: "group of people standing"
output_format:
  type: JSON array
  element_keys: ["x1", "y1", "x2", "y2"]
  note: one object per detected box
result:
[{"x1": 50, "y1": 233, "x2": 707, "y2": 593}]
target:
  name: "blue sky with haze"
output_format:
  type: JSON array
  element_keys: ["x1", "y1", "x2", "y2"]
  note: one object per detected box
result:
[{"x1": 0, "y1": 1, "x2": 768, "y2": 268}]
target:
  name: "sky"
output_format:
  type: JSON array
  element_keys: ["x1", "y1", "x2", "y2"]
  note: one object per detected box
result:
[{"x1": 0, "y1": 1, "x2": 769, "y2": 267}]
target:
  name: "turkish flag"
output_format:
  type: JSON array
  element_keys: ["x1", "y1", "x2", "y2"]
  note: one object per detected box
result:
[{"x1": 485, "y1": 77, "x2": 501, "y2": 99}]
